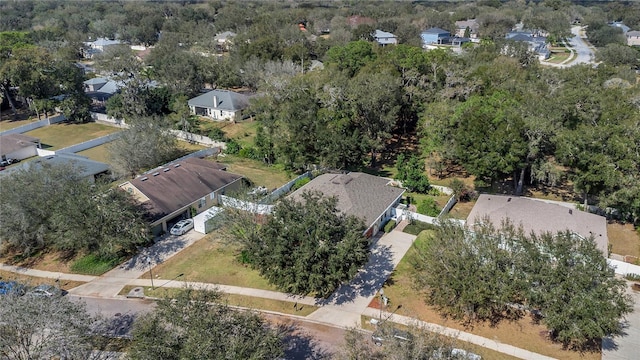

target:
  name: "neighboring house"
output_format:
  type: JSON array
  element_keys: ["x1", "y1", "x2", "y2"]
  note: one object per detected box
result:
[
  {"x1": 288, "y1": 172, "x2": 405, "y2": 237},
  {"x1": 421, "y1": 27, "x2": 451, "y2": 46},
  {"x1": 0, "y1": 134, "x2": 41, "y2": 162},
  {"x1": 627, "y1": 30, "x2": 640, "y2": 46},
  {"x1": 455, "y1": 19, "x2": 479, "y2": 38},
  {"x1": 188, "y1": 89, "x2": 250, "y2": 122},
  {"x1": 118, "y1": 157, "x2": 244, "y2": 235},
  {"x1": 466, "y1": 194, "x2": 608, "y2": 255},
  {"x1": 451, "y1": 36, "x2": 471, "y2": 47},
  {"x1": 83, "y1": 38, "x2": 122, "y2": 58},
  {"x1": 505, "y1": 31, "x2": 550, "y2": 60},
  {"x1": 214, "y1": 31, "x2": 236, "y2": 51},
  {"x1": 373, "y1": 30, "x2": 398, "y2": 45},
  {"x1": 83, "y1": 77, "x2": 123, "y2": 105},
  {"x1": 0, "y1": 153, "x2": 109, "y2": 183}
]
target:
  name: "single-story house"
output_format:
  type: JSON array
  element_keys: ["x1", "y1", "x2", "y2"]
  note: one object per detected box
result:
[
  {"x1": 451, "y1": 36, "x2": 471, "y2": 47},
  {"x1": 83, "y1": 38, "x2": 123, "y2": 58},
  {"x1": 373, "y1": 30, "x2": 398, "y2": 45},
  {"x1": 118, "y1": 157, "x2": 244, "y2": 235},
  {"x1": 505, "y1": 31, "x2": 550, "y2": 60},
  {"x1": 421, "y1": 27, "x2": 450, "y2": 46},
  {"x1": 627, "y1": 30, "x2": 640, "y2": 46},
  {"x1": 466, "y1": 194, "x2": 608, "y2": 255},
  {"x1": 455, "y1": 19, "x2": 479, "y2": 38},
  {"x1": 0, "y1": 134, "x2": 41, "y2": 162},
  {"x1": 288, "y1": 172, "x2": 405, "y2": 237},
  {"x1": 188, "y1": 89, "x2": 250, "y2": 122},
  {"x1": 0, "y1": 153, "x2": 109, "y2": 183},
  {"x1": 83, "y1": 77, "x2": 123, "y2": 105},
  {"x1": 214, "y1": 31, "x2": 236, "y2": 51}
]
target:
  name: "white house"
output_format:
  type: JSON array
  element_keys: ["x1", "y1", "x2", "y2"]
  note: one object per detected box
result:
[
  {"x1": 188, "y1": 89, "x2": 250, "y2": 122},
  {"x1": 0, "y1": 134, "x2": 40, "y2": 163},
  {"x1": 373, "y1": 30, "x2": 398, "y2": 45}
]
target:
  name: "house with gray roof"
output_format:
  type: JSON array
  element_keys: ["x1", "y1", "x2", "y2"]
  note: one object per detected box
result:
[
  {"x1": 466, "y1": 194, "x2": 608, "y2": 254},
  {"x1": 288, "y1": 172, "x2": 405, "y2": 237},
  {"x1": 373, "y1": 30, "x2": 398, "y2": 46},
  {"x1": 83, "y1": 38, "x2": 123, "y2": 58},
  {"x1": 118, "y1": 157, "x2": 244, "y2": 235},
  {"x1": 455, "y1": 19, "x2": 479, "y2": 38},
  {"x1": 0, "y1": 134, "x2": 41, "y2": 163},
  {"x1": 188, "y1": 89, "x2": 250, "y2": 122},
  {"x1": 1, "y1": 153, "x2": 109, "y2": 183},
  {"x1": 421, "y1": 27, "x2": 451, "y2": 46},
  {"x1": 505, "y1": 31, "x2": 550, "y2": 60},
  {"x1": 83, "y1": 77, "x2": 124, "y2": 105}
]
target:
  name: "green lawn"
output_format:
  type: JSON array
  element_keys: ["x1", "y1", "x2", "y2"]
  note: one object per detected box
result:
[
  {"x1": 78, "y1": 140, "x2": 206, "y2": 168},
  {"x1": 0, "y1": 117, "x2": 40, "y2": 131},
  {"x1": 198, "y1": 119, "x2": 259, "y2": 147},
  {"x1": 217, "y1": 155, "x2": 293, "y2": 190},
  {"x1": 24, "y1": 122, "x2": 120, "y2": 150},
  {"x1": 143, "y1": 234, "x2": 278, "y2": 291}
]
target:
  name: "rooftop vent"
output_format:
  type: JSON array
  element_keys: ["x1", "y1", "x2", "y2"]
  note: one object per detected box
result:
[
  {"x1": 153, "y1": 172, "x2": 160, "y2": 176},
  {"x1": 140, "y1": 177, "x2": 148, "y2": 181}
]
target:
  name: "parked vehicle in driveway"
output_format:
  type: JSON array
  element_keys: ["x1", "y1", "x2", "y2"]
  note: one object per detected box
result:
[
  {"x1": 0, "y1": 158, "x2": 16, "y2": 167},
  {"x1": 26, "y1": 284, "x2": 66, "y2": 297},
  {"x1": 0, "y1": 281, "x2": 26, "y2": 296},
  {"x1": 170, "y1": 219, "x2": 194, "y2": 236}
]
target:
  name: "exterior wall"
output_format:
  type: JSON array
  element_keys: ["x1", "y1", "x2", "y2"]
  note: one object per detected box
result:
[
  {"x1": 628, "y1": 35, "x2": 640, "y2": 46},
  {"x1": 366, "y1": 192, "x2": 405, "y2": 237},
  {"x1": 5, "y1": 145, "x2": 38, "y2": 161},
  {"x1": 190, "y1": 106, "x2": 240, "y2": 122},
  {"x1": 421, "y1": 33, "x2": 449, "y2": 46}
]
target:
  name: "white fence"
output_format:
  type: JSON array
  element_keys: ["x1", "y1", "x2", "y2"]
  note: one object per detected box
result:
[
  {"x1": 220, "y1": 195, "x2": 273, "y2": 215},
  {"x1": 170, "y1": 129, "x2": 227, "y2": 148},
  {"x1": 36, "y1": 148, "x2": 56, "y2": 156},
  {"x1": 432, "y1": 185, "x2": 453, "y2": 195},
  {"x1": 608, "y1": 259, "x2": 640, "y2": 276},
  {"x1": 57, "y1": 132, "x2": 122, "y2": 153},
  {"x1": 91, "y1": 112, "x2": 128, "y2": 128},
  {"x1": 438, "y1": 195, "x2": 458, "y2": 218},
  {"x1": 0, "y1": 114, "x2": 66, "y2": 136},
  {"x1": 262, "y1": 171, "x2": 312, "y2": 203}
]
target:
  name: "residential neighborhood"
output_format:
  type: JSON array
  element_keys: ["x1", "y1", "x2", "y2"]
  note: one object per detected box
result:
[{"x1": 1, "y1": 1, "x2": 640, "y2": 360}]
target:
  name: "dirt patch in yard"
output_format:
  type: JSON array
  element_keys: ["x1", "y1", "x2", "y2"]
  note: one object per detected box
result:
[
  {"x1": 0, "y1": 251, "x2": 74, "y2": 273},
  {"x1": 608, "y1": 222, "x2": 640, "y2": 258}
]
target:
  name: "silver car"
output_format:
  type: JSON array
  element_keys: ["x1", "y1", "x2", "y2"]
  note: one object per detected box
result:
[{"x1": 170, "y1": 219, "x2": 194, "y2": 236}]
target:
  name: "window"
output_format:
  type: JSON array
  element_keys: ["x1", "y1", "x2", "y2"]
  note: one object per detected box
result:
[
  {"x1": 210, "y1": 192, "x2": 216, "y2": 200},
  {"x1": 199, "y1": 197, "x2": 206, "y2": 208}
]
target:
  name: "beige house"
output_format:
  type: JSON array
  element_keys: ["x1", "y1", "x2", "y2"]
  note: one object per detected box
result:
[
  {"x1": 627, "y1": 30, "x2": 640, "y2": 46},
  {"x1": 119, "y1": 157, "x2": 244, "y2": 235},
  {"x1": 466, "y1": 194, "x2": 608, "y2": 254},
  {"x1": 188, "y1": 89, "x2": 249, "y2": 122}
]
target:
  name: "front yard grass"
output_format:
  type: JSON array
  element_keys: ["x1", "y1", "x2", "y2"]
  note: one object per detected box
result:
[
  {"x1": 380, "y1": 230, "x2": 600, "y2": 360},
  {"x1": 78, "y1": 140, "x2": 207, "y2": 167},
  {"x1": 141, "y1": 233, "x2": 278, "y2": 291},
  {"x1": 0, "y1": 269, "x2": 86, "y2": 291},
  {"x1": 199, "y1": 119, "x2": 259, "y2": 147},
  {"x1": 24, "y1": 122, "x2": 120, "y2": 150},
  {"x1": 216, "y1": 155, "x2": 293, "y2": 190},
  {"x1": 0, "y1": 116, "x2": 40, "y2": 131}
]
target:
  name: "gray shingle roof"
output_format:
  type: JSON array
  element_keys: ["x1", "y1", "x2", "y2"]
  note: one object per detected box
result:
[
  {"x1": 0, "y1": 134, "x2": 39, "y2": 156},
  {"x1": 466, "y1": 194, "x2": 608, "y2": 254},
  {"x1": 288, "y1": 172, "x2": 405, "y2": 228},
  {"x1": 422, "y1": 27, "x2": 450, "y2": 35},
  {"x1": 188, "y1": 90, "x2": 249, "y2": 112},
  {"x1": 1, "y1": 153, "x2": 109, "y2": 179},
  {"x1": 126, "y1": 158, "x2": 243, "y2": 221}
]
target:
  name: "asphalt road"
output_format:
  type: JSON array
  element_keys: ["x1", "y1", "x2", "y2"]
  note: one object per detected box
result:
[
  {"x1": 567, "y1": 25, "x2": 595, "y2": 66},
  {"x1": 71, "y1": 295, "x2": 349, "y2": 359}
]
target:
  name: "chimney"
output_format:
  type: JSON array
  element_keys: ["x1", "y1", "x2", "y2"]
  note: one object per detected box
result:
[{"x1": 212, "y1": 95, "x2": 218, "y2": 108}]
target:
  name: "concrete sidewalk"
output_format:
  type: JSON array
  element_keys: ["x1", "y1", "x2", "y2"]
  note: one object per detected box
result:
[
  {"x1": 69, "y1": 231, "x2": 205, "y2": 297},
  {"x1": 0, "y1": 263, "x2": 97, "y2": 282}
]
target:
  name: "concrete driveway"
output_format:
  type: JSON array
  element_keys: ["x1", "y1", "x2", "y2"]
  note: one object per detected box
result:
[{"x1": 602, "y1": 282, "x2": 640, "y2": 360}]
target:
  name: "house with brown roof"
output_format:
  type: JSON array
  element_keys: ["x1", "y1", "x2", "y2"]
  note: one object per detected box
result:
[
  {"x1": 118, "y1": 157, "x2": 244, "y2": 235},
  {"x1": 288, "y1": 172, "x2": 405, "y2": 237},
  {"x1": 466, "y1": 194, "x2": 608, "y2": 254},
  {"x1": 0, "y1": 134, "x2": 41, "y2": 163}
]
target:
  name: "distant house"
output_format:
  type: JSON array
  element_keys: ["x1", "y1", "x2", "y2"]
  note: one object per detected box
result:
[
  {"x1": 627, "y1": 30, "x2": 640, "y2": 46},
  {"x1": 288, "y1": 172, "x2": 405, "y2": 237},
  {"x1": 118, "y1": 157, "x2": 244, "y2": 235},
  {"x1": 466, "y1": 194, "x2": 608, "y2": 255},
  {"x1": 451, "y1": 37, "x2": 471, "y2": 47},
  {"x1": 188, "y1": 89, "x2": 250, "y2": 122},
  {"x1": 455, "y1": 19, "x2": 479, "y2": 38},
  {"x1": 0, "y1": 134, "x2": 41, "y2": 162},
  {"x1": 505, "y1": 31, "x2": 550, "y2": 60},
  {"x1": 373, "y1": 30, "x2": 398, "y2": 45},
  {"x1": 1, "y1": 153, "x2": 109, "y2": 183},
  {"x1": 83, "y1": 38, "x2": 122, "y2": 58},
  {"x1": 83, "y1": 77, "x2": 124, "y2": 105},
  {"x1": 421, "y1": 27, "x2": 451, "y2": 46},
  {"x1": 214, "y1": 31, "x2": 236, "y2": 51}
]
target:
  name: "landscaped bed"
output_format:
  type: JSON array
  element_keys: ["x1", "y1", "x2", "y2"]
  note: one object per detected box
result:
[
  {"x1": 24, "y1": 122, "x2": 120, "y2": 150},
  {"x1": 378, "y1": 230, "x2": 601, "y2": 360}
]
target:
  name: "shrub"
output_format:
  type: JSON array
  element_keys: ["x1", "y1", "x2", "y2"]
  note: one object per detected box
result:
[
  {"x1": 624, "y1": 273, "x2": 640, "y2": 281},
  {"x1": 70, "y1": 254, "x2": 120, "y2": 275},
  {"x1": 225, "y1": 139, "x2": 241, "y2": 154},
  {"x1": 291, "y1": 177, "x2": 310, "y2": 191},
  {"x1": 417, "y1": 197, "x2": 440, "y2": 217},
  {"x1": 238, "y1": 146, "x2": 259, "y2": 159},
  {"x1": 403, "y1": 220, "x2": 437, "y2": 235},
  {"x1": 383, "y1": 219, "x2": 396, "y2": 233},
  {"x1": 208, "y1": 127, "x2": 227, "y2": 141}
]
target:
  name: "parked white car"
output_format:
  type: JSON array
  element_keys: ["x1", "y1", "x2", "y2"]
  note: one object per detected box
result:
[{"x1": 170, "y1": 219, "x2": 194, "y2": 236}]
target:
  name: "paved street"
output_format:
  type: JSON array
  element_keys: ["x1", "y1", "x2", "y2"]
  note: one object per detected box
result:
[{"x1": 602, "y1": 282, "x2": 640, "y2": 360}]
